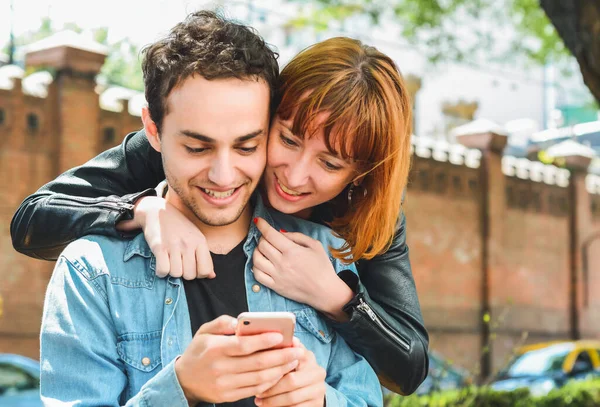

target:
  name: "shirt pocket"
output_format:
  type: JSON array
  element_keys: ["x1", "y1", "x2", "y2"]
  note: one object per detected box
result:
[
  {"x1": 292, "y1": 308, "x2": 334, "y2": 369},
  {"x1": 117, "y1": 330, "x2": 162, "y2": 398}
]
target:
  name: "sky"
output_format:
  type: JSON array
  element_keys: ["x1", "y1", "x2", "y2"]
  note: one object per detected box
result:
[{"x1": 0, "y1": 0, "x2": 240, "y2": 48}]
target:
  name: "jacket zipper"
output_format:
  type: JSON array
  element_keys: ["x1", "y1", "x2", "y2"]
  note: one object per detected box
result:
[
  {"x1": 356, "y1": 297, "x2": 411, "y2": 352},
  {"x1": 52, "y1": 196, "x2": 134, "y2": 211}
]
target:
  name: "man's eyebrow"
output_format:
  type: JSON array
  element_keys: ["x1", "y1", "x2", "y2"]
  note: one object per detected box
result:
[
  {"x1": 235, "y1": 130, "x2": 264, "y2": 143},
  {"x1": 178, "y1": 129, "x2": 264, "y2": 143},
  {"x1": 179, "y1": 130, "x2": 214, "y2": 143}
]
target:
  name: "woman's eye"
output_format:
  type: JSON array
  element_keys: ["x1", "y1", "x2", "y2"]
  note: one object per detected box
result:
[
  {"x1": 185, "y1": 146, "x2": 208, "y2": 154},
  {"x1": 280, "y1": 134, "x2": 298, "y2": 147},
  {"x1": 323, "y1": 160, "x2": 342, "y2": 171}
]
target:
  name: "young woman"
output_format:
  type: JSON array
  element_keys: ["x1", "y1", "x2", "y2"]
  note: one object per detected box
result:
[{"x1": 11, "y1": 37, "x2": 429, "y2": 394}]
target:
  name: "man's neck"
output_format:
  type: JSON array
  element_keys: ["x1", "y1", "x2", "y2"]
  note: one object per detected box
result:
[{"x1": 165, "y1": 190, "x2": 251, "y2": 255}]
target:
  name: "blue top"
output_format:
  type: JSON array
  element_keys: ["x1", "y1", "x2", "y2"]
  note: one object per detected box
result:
[{"x1": 40, "y1": 195, "x2": 383, "y2": 406}]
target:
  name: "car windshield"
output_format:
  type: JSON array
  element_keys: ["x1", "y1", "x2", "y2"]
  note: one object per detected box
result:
[{"x1": 500, "y1": 345, "x2": 571, "y2": 378}]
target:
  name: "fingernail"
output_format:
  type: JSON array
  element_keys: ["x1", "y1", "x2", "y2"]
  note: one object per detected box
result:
[
  {"x1": 268, "y1": 333, "x2": 284, "y2": 345},
  {"x1": 289, "y1": 359, "x2": 299, "y2": 369},
  {"x1": 255, "y1": 398, "x2": 262, "y2": 406},
  {"x1": 280, "y1": 229, "x2": 287, "y2": 233},
  {"x1": 253, "y1": 217, "x2": 258, "y2": 224}
]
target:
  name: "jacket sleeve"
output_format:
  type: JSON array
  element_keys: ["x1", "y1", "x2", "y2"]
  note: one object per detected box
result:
[
  {"x1": 40, "y1": 256, "x2": 189, "y2": 406},
  {"x1": 329, "y1": 211, "x2": 429, "y2": 395},
  {"x1": 10, "y1": 129, "x2": 164, "y2": 260}
]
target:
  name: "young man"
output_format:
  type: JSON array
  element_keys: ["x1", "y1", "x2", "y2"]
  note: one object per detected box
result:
[{"x1": 40, "y1": 11, "x2": 382, "y2": 407}]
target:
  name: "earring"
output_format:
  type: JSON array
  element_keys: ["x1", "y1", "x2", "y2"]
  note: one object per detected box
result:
[{"x1": 347, "y1": 184, "x2": 368, "y2": 206}]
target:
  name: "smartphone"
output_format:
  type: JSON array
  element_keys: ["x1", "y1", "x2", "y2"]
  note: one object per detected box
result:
[{"x1": 236, "y1": 312, "x2": 296, "y2": 348}]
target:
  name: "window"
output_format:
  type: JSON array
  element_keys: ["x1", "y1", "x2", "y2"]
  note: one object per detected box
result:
[
  {"x1": 26, "y1": 113, "x2": 39, "y2": 133},
  {"x1": 103, "y1": 127, "x2": 116, "y2": 144},
  {"x1": 435, "y1": 172, "x2": 447, "y2": 193},
  {"x1": 453, "y1": 175, "x2": 462, "y2": 192},
  {"x1": 571, "y1": 351, "x2": 594, "y2": 375},
  {"x1": 0, "y1": 363, "x2": 38, "y2": 394}
]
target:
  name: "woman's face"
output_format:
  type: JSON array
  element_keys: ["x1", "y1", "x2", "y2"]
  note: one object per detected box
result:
[{"x1": 264, "y1": 112, "x2": 358, "y2": 217}]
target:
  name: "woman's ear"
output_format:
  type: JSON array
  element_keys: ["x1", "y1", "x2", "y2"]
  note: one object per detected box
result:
[
  {"x1": 142, "y1": 107, "x2": 161, "y2": 153},
  {"x1": 352, "y1": 175, "x2": 366, "y2": 187}
]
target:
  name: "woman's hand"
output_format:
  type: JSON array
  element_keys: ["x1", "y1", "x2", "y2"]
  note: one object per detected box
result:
[
  {"x1": 118, "y1": 196, "x2": 215, "y2": 279},
  {"x1": 252, "y1": 218, "x2": 354, "y2": 320}
]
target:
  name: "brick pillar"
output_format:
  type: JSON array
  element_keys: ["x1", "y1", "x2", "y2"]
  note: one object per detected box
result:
[
  {"x1": 546, "y1": 141, "x2": 596, "y2": 339},
  {"x1": 25, "y1": 31, "x2": 107, "y2": 173},
  {"x1": 455, "y1": 120, "x2": 508, "y2": 381}
]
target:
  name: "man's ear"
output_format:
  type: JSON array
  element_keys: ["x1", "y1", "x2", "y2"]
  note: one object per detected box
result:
[{"x1": 142, "y1": 107, "x2": 161, "y2": 153}]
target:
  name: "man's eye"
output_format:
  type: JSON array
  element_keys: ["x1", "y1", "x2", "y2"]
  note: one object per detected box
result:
[
  {"x1": 238, "y1": 146, "x2": 258, "y2": 154},
  {"x1": 280, "y1": 134, "x2": 298, "y2": 147},
  {"x1": 185, "y1": 146, "x2": 208, "y2": 154}
]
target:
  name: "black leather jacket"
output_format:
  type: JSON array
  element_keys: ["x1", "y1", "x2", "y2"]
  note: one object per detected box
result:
[{"x1": 11, "y1": 130, "x2": 429, "y2": 395}]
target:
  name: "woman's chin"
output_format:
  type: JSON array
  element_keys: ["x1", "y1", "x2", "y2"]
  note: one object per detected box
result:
[{"x1": 267, "y1": 193, "x2": 313, "y2": 218}]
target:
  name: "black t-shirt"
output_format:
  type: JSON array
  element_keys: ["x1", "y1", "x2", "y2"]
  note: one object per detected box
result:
[{"x1": 183, "y1": 238, "x2": 253, "y2": 407}]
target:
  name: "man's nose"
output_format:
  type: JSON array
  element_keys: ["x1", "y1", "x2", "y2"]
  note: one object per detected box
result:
[{"x1": 208, "y1": 151, "x2": 236, "y2": 186}]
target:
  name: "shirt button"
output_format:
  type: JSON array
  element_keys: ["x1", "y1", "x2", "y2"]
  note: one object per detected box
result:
[
  {"x1": 141, "y1": 357, "x2": 151, "y2": 366},
  {"x1": 165, "y1": 298, "x2": 173, "y2": 305},
  {"x1": 252, "y1": 284, "x2": 261, "y2": 293}
]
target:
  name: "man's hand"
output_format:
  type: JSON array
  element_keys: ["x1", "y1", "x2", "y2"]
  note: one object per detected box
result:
[
  {"x1": 255, "y1": 338, "x2": 327, "y2": 407},
  {"x1": 175, "y1": 316, "x2": 303, "y2": 405},
  {"x1": 118, "y1": 196, "x2": 215, "y2": 280}
]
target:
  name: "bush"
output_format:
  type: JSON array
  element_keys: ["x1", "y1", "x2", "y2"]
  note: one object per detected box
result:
[{"x1": 385, "y1": 379, "x2": 600, "y2": 407}]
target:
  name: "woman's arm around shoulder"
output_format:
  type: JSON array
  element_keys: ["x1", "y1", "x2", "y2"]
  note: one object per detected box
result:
[
  {"x1": 10, "y1": 129, "x2": 164, "y2": 260},
  {"x1": 330, "y1": 210, "x2": 430, "y2": 395}
]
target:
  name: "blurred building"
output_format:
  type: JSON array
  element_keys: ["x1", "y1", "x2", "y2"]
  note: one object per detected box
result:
[{"x1": 0, "y1": 29, "x2": 599, "y2": 384}]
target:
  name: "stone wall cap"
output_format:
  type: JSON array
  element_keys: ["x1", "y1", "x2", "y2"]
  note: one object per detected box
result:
[
  {"x1": 545, "y1": 139, "x2": 596, "y2": 159},
  {"x1": 451, "y1": 118, "x2": 508, "y2": 138},
  {"x1": 0, "y1": 64, "x2": 25, "y2": 90},
  {"x1": 25, "y1": 30, "x2": 108, "y2": 56},
  {"x1": 411, "y1": 135, "x2": 481, "y2": 168},
  {"x1": 502, "y1": 155, "x2": 571, "y2": 187},
  {"x1": 22, "y1": 71, "x2": 53, "y2": 98},
  {"x1": 586, "y1": 174, "x2": 600, "y2": 195},
  {"x1": 99, "y1": 85, "x2": 146, "y2": 116},
  {"x1": 100, "y1": 86, "x2": 142, "y2": 112}
]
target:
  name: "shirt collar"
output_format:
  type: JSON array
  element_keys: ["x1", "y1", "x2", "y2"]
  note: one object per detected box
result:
[{"x1": 246, "y1": 192, "x2": 277, "y2": 246}]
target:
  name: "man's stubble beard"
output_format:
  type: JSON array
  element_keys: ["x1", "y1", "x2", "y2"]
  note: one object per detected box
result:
[{"x1": 167, "y1": 171, "x2": 252, "y2": 227}]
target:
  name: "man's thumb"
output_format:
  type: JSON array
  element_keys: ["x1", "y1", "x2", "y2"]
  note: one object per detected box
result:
[{"x1": 197, "y1": 315, "x2": 237, "y2": 335}]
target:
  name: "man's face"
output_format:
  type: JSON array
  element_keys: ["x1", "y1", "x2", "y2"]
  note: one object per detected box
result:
[{"x1": 145, "y1": 75, "x2": 269, "y2": 227}]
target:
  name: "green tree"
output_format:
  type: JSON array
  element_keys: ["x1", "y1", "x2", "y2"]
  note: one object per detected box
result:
[
  {"x1": 292, "y1": 0, "x2": 600, "y2": 104},
  {"x1": 2, "y1": 18, "x2": 143, "y2": 91}
]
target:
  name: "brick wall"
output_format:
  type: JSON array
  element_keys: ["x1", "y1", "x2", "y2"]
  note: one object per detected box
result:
[{"x1": 0, "y1": 48, "x2": 599, "y2": 382}]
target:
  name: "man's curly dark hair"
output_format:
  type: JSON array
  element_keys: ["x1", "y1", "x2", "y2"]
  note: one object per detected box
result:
[{"x1": 141, "y1": 10, "x2": 279, "y2": 131}]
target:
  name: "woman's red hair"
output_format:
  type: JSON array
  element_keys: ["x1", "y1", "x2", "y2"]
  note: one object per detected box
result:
[{"x1": 277, "y1": 37, "x2": 412, "y2": 262}]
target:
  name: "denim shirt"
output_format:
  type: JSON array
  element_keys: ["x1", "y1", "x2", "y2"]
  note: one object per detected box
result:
[{"x1": 40, "y1": 195, "x2": 383, "y2": 406}]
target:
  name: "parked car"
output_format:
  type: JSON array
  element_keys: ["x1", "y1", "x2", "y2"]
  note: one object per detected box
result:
[
  {"x1": 0, "y1": 354, "x2": 42, "y2": 406},
  {"x1": 490, "y1": 340, "x2": 600, "y2": 396},
  {"x1": 415, "y1": 351, "x2": 472, "y2": 395}
]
